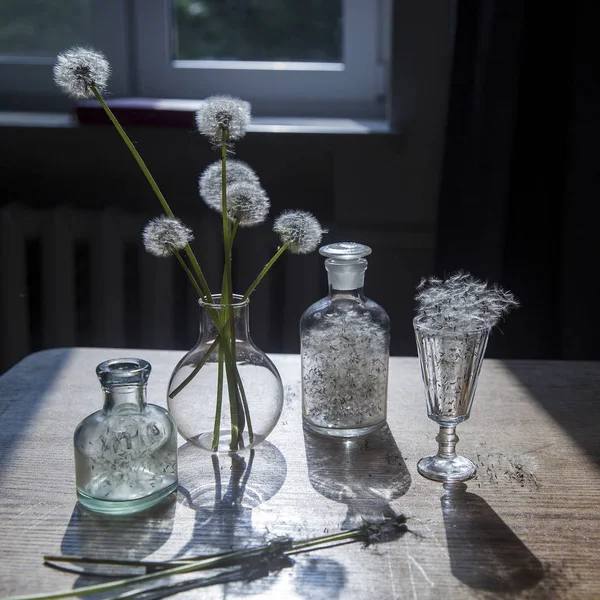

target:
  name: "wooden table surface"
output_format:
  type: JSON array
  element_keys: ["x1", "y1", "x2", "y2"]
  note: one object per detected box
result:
[{"x1": 0, "y1": 348, "x2": 599, "y2": 599}]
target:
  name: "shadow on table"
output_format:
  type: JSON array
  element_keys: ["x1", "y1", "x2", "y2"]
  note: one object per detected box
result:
[
  {"x1": 60, "y1": 495, "x2": 176, "y2": 585},
  {"x1": 174, "y1": 441, "x2": 290, "y2": 596},
  {"x1": 0, "y1": 348, "x2": 73, "y2": 476},
  {"x1": 292, "y1": 556, "x2": 347, "y2": 600},
  {"x1": 502, "y1": 360, "x2": 600, "y2": 467},
  {"x1": 442, "y1": 482, "x2": 544, "y2": 593},
  {"x1": 304, "y1": 423, "x2": 411, "y2": 529},
  {"x1": 176, "y1": 440, "x2": 287, "y2": 554}
]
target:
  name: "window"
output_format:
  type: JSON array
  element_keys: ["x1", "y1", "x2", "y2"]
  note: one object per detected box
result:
[
  {"x1": 0, "y1": 0, "x2": 390, "y2": 118},
  {"x1": 0, "y1": 0, "x2": 92, "y2": 57},
  {"x1": 0, "y1": 0, "x2": 130, "y2": 110}
]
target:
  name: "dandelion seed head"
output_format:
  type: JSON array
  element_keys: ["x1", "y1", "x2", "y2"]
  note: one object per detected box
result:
[
  {"x1": 414, "y1": 271, "x2": 519, "y2": 333},
  {"x1": 195, "y1": 95, "x2": 251, "y2": 143},
  {"x1": 199, "y1": 160, "x2": 260, "y2": 211},
  {"x1": 142, "y1": 216, "x2": 194, "y2": 258},
  {"x1": 225, "y1": 181, "x2": 270, "y2": 227},
  {"x1": 53, "y1": 46, "x2": 111, "y2": 99},
  {"x1": 273, "y1": 210, "x2": 327, "y2": 254},
  {"x1": 361, "y1": 515, "x2": 409, "y2": 547}
]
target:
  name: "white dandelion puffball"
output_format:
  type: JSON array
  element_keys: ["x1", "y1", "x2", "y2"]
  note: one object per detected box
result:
[
  {"x1": 226, "y1": 182, "x2": 270, "y2": 227},
  {"x1": 142, "y1": 216, "x2": 194, "y2": 257},
  {"x1": 273, "y1": 210, "x2": 327, "y2": 254},
  {"x1": 199, "y1": 160, "x2": 261, "y2": 212},
  {"x1": 53, "y1": 46, "x2": 111, "y2": 99},
  {"x1": 195, "y1": 95, "x2": 251, "y2": 143}
]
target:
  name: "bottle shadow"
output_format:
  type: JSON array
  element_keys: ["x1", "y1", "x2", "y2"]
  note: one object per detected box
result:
[
  {"x1": 292, "y1": 556, "x2": 347, "y2": 600},
  {"x1": 175, "y1": 440, "x2": 287, "y2": 555},
  {"x1": 303, "y1": 424, "x2": 411, "y2": 529},
  {"x1": 59, "y1": 442, "x2": 290, "y2": 596},
  {"x1": 442, "y1": 483, "x2": 544, "y2": 592},
  {"x1": 173, "y1": 441, "x2": 292, "y2": 596},
  {"x1": 60, "y1": 496, "x2": 176, "y2": 585}
]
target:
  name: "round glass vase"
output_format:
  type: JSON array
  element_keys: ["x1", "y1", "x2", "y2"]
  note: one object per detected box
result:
[{"x1": 167, "y1": 294, "x2": 284, "y2": 454}]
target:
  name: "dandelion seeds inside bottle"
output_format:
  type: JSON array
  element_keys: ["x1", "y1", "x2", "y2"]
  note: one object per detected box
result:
[
  {"x1": 73, "y1": 358, "x2": 178, "y2": 514},
  {"x1": 300, "y1": 242, "x2": 390, "y2": 437}
]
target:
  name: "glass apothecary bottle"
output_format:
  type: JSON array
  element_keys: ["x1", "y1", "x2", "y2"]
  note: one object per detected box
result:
[
  {"x1": 74, "y1": 358, "x2": 178, "y2": 514},
  {"x1": 300, "y1": 242, "x2": 390, "y2": 437}
]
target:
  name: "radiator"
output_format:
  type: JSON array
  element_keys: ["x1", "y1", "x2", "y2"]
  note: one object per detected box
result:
[{"x1": 0, "y1": 203, "x2": 324, "y2": 374}]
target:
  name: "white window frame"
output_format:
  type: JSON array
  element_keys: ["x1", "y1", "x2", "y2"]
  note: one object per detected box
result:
[
  {"x1": 134, "y1": 0, "x2": 390, "y2": 119},
  {"x1": 0, "y1": 0, "x2": 390, "y2": 119},
  {"x1": 0, "y1": 0, "x2": 130, "y2": 111}
]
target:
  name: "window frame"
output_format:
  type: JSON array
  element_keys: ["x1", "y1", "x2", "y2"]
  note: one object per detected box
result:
[
  {"x1": 133, "y1": 0, "x2": 390, "y2": 119},
  {"x1": 0, "y1": 0, "x2": 390, "y2": 119}
]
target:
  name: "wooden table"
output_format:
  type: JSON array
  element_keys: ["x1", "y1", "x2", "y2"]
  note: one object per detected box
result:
[{"x1": 0, "y1": 348, "x2": 599, "y2": 599}]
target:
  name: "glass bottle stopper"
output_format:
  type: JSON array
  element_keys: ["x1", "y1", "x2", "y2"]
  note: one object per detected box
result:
[{"x1": 319, "y1": 242, "x2": 372, "y2": 290}]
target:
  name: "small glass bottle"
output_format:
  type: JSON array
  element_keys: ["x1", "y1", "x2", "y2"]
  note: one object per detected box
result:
[
  {"x1": 74, "y1": 358, "x2": 178, "y2": 514},
  {"x1": 300, "y1": 242, "x2": 390, "y2": 437}
]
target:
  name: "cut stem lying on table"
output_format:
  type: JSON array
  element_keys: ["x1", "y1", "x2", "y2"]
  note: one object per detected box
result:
[{"x1": 6, "y1": 515, "x2": 408, "y2": 600}]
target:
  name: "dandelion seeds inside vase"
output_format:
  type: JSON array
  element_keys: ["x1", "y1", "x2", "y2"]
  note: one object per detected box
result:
[{"x1": 301, "y1": 242, "x2": 390, "y2": 437}]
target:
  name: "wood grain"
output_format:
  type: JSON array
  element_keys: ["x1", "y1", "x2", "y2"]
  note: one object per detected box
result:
[{"x1": 0, "y1": 349, "x2": 599, "y2": 598}]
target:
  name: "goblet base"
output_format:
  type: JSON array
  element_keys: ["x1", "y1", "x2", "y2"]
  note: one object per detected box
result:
[{"x1": 417, "y1": 454, "x2": 476, "y2": 483}]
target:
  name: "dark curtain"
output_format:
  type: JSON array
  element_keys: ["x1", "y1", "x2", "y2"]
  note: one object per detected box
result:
[{"x1": 436, "y1": 1, "x2": 600, "y2": 359}]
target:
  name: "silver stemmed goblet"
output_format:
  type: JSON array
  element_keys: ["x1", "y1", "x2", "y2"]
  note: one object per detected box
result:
[{"x1": 414, "y1": 322, "x2": 490, "y2": 482}]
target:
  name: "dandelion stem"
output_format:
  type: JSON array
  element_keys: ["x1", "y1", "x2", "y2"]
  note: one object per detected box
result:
[
  {"x1": 216, "y1": 127, "x2": 244, "y2": 451},
  {"x1": 242, "y1": 243, "x2": 289, "y2": 302},
  {"x1": 225, "y1": 350, "x2": 240, "y2": 450},
  {"x1": 234, "y1": 364, "x2": 253, "y2": 443},
  {"x1": 8, "y1": 545, "x2": 277, "y2": 600},
  {"x1": 91, "y1": 86, "x2": 173, "y2": 218},
  {"x1": 185, "y1": 244, "x2": 214, "y2": 304},
  {"x1": 171, "y1": 250, "x2": 204, "y2": 299},
  {"x1": 231, "y1": 219, "x2": 240, "y2": 244},
  {"x1": 219, "y1": 127, "x2": 233, "y2": 302},
  {"x1": 168, "y1": 336, "x2": 220, "y2": 399},
  {"x1": 91, "y1": 85, "x2": 213, "y2": 304},
  {"x1": 17, "y1": 516, "x2": 407, "y2": 600},
  {"x1": 212, "y1": 345, "x2": 224, "y2": 451}
]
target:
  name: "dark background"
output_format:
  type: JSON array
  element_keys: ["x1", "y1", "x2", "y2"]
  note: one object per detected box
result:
[{"x1": 1, "y1": 1, "x2": 599, "y2": 373}]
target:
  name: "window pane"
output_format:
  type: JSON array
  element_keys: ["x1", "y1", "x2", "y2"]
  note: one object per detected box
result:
[
  {"x1": 0, "y1": 0, "x2": 91, "y2": 57},
  {"x1": 174, "y1": 0, "x2": 342, "y2": 62}
]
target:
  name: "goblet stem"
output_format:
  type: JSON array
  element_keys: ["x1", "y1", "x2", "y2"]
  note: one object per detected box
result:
[
  {"x1": 436, "y1": 426, "x2": 459, "y2": 459},
  {"x1": 417, "y1": 423, "x2": 476, "y2": 483}
]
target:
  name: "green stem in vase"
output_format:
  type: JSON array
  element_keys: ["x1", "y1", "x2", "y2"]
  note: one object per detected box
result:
[
  {"x1": 212, "y1": 344, "x2": 225, "y2": 451},
  {"x1": 171, "y1": 249, "x2": 204, "y2": 299},
  {"x1": 219, "y1": 126, "x2": 233, "y2": 304},
  {"x1": 231, "y1": 218, "x2": 240, "y2": 243},
  {"x1": 185, "y1": 244, "x2": 214, "y2": 303},
  {"x1": 242, "y1": 242, "x2": 289, "y2": 302},
  {"x1": 234, "y1": 364, "x2": 253, "y2": 443},
  {"x1": 91, "y1": 85, "x2": 213, "y2": 304},
  {"x1": 91, "y1": 86, "x2": 172, "y2": 218},
  {"x1": 224, "y1": 348, "x2": 240, "y2": 450},
  {"x1": 217, "y1": 126, "x2": 245, "y2": 451},
  {"x1": 168, "y1": 336, "x2": 220, "y2": 399}
]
